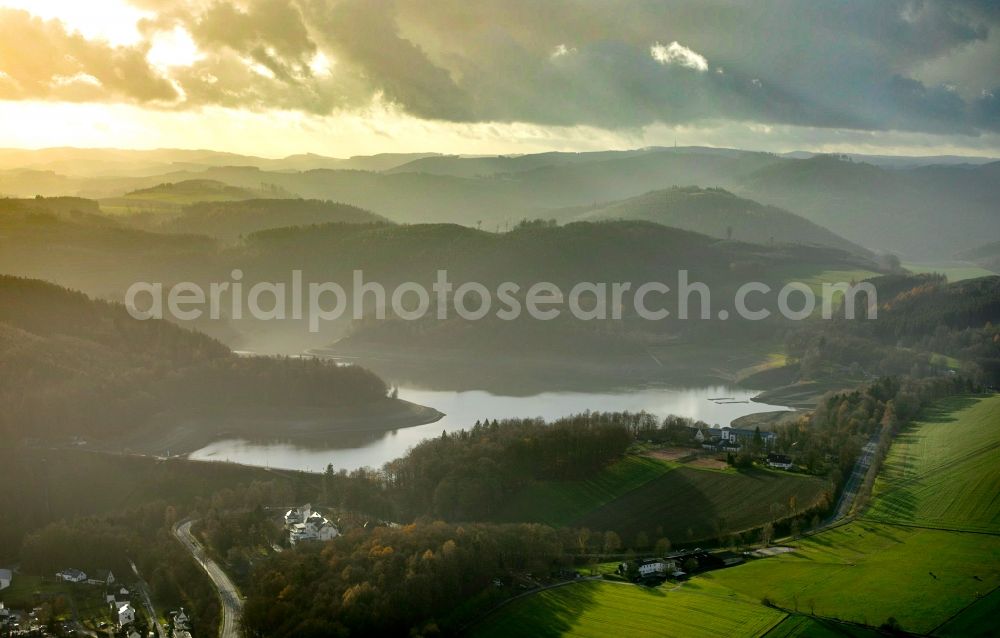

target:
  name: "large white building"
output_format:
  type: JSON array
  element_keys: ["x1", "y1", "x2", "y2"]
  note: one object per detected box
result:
[
  {"x1": 637, "y1": 559, "x2": 678, "y2": 578},
  {"x1": 285, "y1": 504, "x2": 340, "y2": 545},
  {"x1": 0, "y1": 569, "x2": 11, "y2": 591}
]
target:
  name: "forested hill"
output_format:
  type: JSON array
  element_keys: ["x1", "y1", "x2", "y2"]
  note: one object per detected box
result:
[
  {"x1": 572, "y1": 186, "x2": 868, "y2": 255},
  {"x1": 244, "y1": 219, "x2": 876, "y2": 288},
  {"x1": 0, "y1": 276, "x2": 390, "y2": 440},
  {"x1": 153, "y1": 198, "x2": 390, "y2": 240}
]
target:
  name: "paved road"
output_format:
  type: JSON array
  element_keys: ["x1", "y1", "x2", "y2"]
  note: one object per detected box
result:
[
  {"x1": 173, "y1": 520, "x2": 244, "y2": 638},
  {"x1": 130, "y1": 559, "x2": 166, "y2": 638},
  {"x1": 830, "y1": 429, "x2": 880, "y2": 522}
]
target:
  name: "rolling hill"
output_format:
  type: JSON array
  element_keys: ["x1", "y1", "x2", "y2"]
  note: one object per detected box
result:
[
  {"x1": 572, "y1": 186, "x2": 869, "y2": 255},
  {"x1": 741, "y1": 155, "x2": 1000, "y2": 259},
  {"x1": 0, "y1": 276, "x2": 431, "y2": 445},
  {"x1": 151, "y1": 198, "x2": 390, "y2": 240},
  {"x1": 99, "y1": 178, "x2": 297, "y2": 214},
  {"x1": 3, "y1": 148, "x2": 997, "y2": 262}
]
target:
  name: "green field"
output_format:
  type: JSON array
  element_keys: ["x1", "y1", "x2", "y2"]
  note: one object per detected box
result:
[
  {"x1": 864, "y1": 394, "x2": 1000, "y2": 533},
  {"x1": 493, "y1": 456, "x2": 677, "y2": 527},
  {"x1": 764, "y1": 615, "x2": 885, "y2": 637},
  {"x1": 706, "y1": 394, "x2": 1000, "y2": 634},
  {"x1": 902, "y1": 261, "x2": 998, "y2": 282},
  {"x1": 933, "y1": 585, "x2": 1000, "y2": 638},
  {"x1": 493, "y1": 455, "x2": 829, "y2": 543},
  {"x1": 574, "y1": 466, "x2": 829, "y2": 542},
  {"x1": 473, "y1": 394, "x2": 1000, "y2": 636},
  {"x1": 705, "y1": 522, "x2": 1000, "y2": 633},
  {"x1": 472, "y1": 579, "x2": 786, "y2": 638}
]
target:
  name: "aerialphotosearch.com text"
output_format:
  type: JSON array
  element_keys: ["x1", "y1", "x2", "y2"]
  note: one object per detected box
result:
[{"x1": 125, "y1": 269, "x2": 877, "y2": 332}]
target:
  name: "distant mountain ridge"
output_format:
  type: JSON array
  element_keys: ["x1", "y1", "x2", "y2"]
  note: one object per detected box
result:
[
  {"x1": 570, "y1": 186, "x2": 869, "y2": 256},
  {"x1": 1, "y1": 147, "x2": 997, "y2": 260}
]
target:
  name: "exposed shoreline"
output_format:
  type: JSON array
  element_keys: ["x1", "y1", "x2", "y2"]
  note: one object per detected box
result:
[{"x1": 92, "y1": 398, "x2": 444, "y2": 458}]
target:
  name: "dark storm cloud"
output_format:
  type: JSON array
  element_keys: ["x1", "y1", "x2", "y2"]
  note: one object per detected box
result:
[{"x1": 1, "y1": 0, "x2": 998, "y2": 135}]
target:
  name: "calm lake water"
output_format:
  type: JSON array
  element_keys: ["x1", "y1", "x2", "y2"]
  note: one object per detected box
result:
[{"x1": 187, "y1": 385, "x2": 790, "y2": 473}]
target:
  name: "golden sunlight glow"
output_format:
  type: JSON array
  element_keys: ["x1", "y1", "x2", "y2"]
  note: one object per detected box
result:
[
  {"x1": 0, "y1": 0, "x2": 149, "y2": 46},
  {"x1": 148, "y1": 27, "x2": 203, "y2": 71},
  {"x1": 0, "y1": 2, "x2": 997, "y2": 158}
]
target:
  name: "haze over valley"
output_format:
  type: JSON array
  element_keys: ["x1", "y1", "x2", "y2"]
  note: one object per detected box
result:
[{"x1": 2, "y1": 2, "x2": 999, "y2": 637}]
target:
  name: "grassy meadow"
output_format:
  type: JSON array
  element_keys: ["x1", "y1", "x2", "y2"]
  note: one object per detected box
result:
[
  {"x1": 470, "y1": 394, "x2": 1000, "y2": 636},
  {"x1": 472, "y1": 579, "x2": 785, "y2": 638},
  {"x1": 864, "y1": 394, "x2": 1000, "y2": 533},
  {"x1": 574, "y1": 466, "x2": 829, "y2": 542},
  {"x1": 493, "y1": 455, "x2": 677, "y2": 527},
  {"x1": 492, "y1": 454, "x2": 830, "y2": 543}
]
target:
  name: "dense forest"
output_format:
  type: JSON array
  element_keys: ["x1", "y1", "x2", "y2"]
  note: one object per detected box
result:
[
  {"x1": 242, "y1": 521, "x2": 576, "y2": 638},
  {"x1": 0, "y1": 276, "x2": 390, "y2": 439},
  {"x1": 147, "y1": 198, "x2": 390, "y2": 240},
  {"x1": 308, "y1": 412, "x2": 639, "y2": 522},
  {"x1": 784, "y1": 274, "x2": 1000, "y2": 385}
]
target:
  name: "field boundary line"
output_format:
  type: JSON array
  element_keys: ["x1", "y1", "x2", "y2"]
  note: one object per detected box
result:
[
  {"x1": 766, "y1": 608, "x2": 931, "y2": 637},
  {"x1": 858, "y1": 519, "x2": 1000, "y2": 537},
  {"x1": 927, "y1": 582, "x2": 1000, "y2": 636}
]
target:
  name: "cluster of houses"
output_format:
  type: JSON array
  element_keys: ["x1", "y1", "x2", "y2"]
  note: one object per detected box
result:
[
  {"x1": 284, "y1": 504, "x2": 340, "y2": 545},
  {"x1": 692, "y1": 425, "x2": 777, "y2": 453},
  {"x1": 170, "y1": 607, "x2": 193, "y2": 638},
  {"x1": 53, "y1": 568, "x2": 139, "y2": 630}
]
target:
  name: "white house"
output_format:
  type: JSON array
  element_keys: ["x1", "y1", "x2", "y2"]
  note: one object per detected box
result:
[
  {"x1": 0, "y1": 569, "x2": 11, "y2": 590},
  {"x1": 108, "y1": 587, "x2": 131, "y2": 610},
  {"x1": 56, "y1": 569, "x2": 87, "y2": 583},
  {"x1": 637, "y1": 559, "x2": 678, "y2": 578},
  {"x1": 287, "y1": 505, "x2": 340, "y2": 545},
  {"x1": 766, "y1": 453, "x2": 794, "y2": 470},
  {"x1": 172, "y1": 607, "x2": 191, "y2": 632},
  {"x1": 117, "y1": 603, "x2": 136, "y2": 627}
]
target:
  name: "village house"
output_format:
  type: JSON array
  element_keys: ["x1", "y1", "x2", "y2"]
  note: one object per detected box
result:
[
  {"x1": 117, "y1": 602, "x2": 136, "y2": 628},
  {"x1": 0, "y1": 568, "x2": 11, "y2": 590},
  {"x1": 694, "y1": 426, "x2": 776, "y2": 453},
  {"x1": 56, "y1": 568, "x2": 87, "y2": 583},
  {"x1": 107, "y1": 586, "x2": 131, "y2": 610},
  {"x1": 171, "y1": 607, "x2": 192, "y2": 635},
  {"x1": 766, "y1": 453, "x2": 794, "y2": 470},
  {"x1": 285, "y1": 504, "x2": 340, "y2": 545}
]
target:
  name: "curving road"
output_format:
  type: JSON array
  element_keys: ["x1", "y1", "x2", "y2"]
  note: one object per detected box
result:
[{"x1": 173, "y1": 520, "x2": 244, "y2": 638}]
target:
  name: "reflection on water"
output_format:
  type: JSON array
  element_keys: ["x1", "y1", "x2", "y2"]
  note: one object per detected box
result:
[{"x1": 188, "y1": 385, "x2": 790, "y2": 473}]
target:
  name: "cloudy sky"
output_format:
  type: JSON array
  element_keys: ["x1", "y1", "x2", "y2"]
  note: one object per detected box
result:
[{"x1": 0, "y1": 0, "x2": 998, "y2": 157}]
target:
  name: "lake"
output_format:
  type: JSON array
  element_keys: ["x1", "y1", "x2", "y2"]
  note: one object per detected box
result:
[{"x1": 187, "y1": 384, "x2": 791, "y2": 473}]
